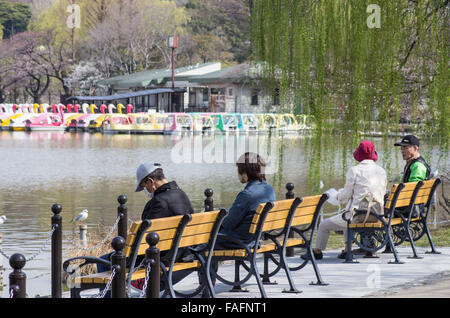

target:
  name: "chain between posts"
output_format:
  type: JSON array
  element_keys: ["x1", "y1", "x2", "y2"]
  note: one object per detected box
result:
[{"x1": 0, "y1": 226, "x2": 56, "y2": 261}]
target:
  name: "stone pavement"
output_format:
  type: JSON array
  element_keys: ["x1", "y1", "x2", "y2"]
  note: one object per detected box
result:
[{"x1": 171, "y1": 246, "x2": 450, "y2": 298}]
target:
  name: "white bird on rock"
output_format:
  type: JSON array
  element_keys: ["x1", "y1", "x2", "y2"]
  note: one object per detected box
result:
[
  {"x1": 72, "y1": 209, "x2": 88, "y2": 223},
  {"x1": 0, "y1": 215, "x2": 6, "y2": 225}
]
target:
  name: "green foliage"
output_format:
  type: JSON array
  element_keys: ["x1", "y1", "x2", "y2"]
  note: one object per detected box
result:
[
  {"x1": 0, "y1": 0, "x2": 32, "y2": 39},
  {"x1": 185, "y1": 0, "x2": 251, "y2": 63},
  {"x1": 251, "y1": 0, "x2": 449, "y2": 138}
]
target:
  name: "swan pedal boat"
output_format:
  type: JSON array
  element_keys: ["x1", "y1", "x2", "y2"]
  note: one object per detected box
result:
[
  {"x1": 163, "y1": 113, "x2": 193, "y2": 135},
  {"x1": 102, "y1": 114, "x2": 133, "y2": 134},
  {"x1": 130, "y1": 113, "x2": 167, "y2": 134}
]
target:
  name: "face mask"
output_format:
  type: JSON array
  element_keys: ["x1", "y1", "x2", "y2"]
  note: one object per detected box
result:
[{"x1": 144, "y1": 187, "x2": 153, "y2": 199}]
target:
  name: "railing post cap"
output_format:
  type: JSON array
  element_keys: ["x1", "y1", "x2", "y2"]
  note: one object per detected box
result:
[
  {"x1": 286, "y1": 183, "x2": 294, "y2": 191},
  {"x1": 111, "y1": 236, "x2": 126, "y2": 252},
  {"x1": 51, "y1": 203, "x2": 62, "y2": 215},
  {"x1": 117, "y1": 194, "x2": 127, "y2": 205},
  {"x1": 9, "y1": 253, "x2": 26, "y2": 270},
  {"x1": 204, "y1": 188, "x2": 213, "y2": 197},
  {"x1": 146, "y1": 232, "x2": 160, "y2": 246}
]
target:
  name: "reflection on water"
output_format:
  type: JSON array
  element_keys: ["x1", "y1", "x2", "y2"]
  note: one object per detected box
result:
[{"x1": 0, "y1": 131, "x2": 448, "y2": 297}]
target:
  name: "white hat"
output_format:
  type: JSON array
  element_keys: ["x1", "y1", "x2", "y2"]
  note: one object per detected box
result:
[{"x1": 135, "y1": 162, "x2": 162, "y2": 192}]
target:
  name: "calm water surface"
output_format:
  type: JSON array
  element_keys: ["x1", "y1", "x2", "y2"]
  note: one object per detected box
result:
[{"x1": 0, "y1": 131, "x2": 448, "y2": 297}]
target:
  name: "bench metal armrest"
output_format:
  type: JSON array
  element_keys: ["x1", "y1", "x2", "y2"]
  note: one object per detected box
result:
[{"x1": 63, "y1": 256, "x2": 112, "y2": 274}]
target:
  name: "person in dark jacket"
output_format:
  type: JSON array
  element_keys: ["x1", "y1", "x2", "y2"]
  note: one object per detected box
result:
[
  {"x1": 215, "y1": 152, "x2": 276, "y2": 249},
  {"x1": 135, "y1": 162, "x2": 194, "y2": 220},
  {"x1": 98, "y1": 163, "x2": 194, "y2": 295}
]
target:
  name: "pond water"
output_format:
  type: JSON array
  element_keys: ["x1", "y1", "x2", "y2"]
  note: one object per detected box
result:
[{"x1": 0, "y1": 131, "x2": 448, "y2": 297}]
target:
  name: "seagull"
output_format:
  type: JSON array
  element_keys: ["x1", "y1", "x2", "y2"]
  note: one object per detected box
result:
[
  {"x1": 319, "y1": 180, "x2": 324, "y2": 190},
  {"x1": 0, "y1": 215, "x2": 6, "y2": 225},
  {"x1": 72, "y1": 209, "x2": 88, "y2": 223}
]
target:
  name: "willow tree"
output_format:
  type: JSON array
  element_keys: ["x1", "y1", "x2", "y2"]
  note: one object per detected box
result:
[{"x1": 251, "y1": 0, "x2": 449, "y2": 142}]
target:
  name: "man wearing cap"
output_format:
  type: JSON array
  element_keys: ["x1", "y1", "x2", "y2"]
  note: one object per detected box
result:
[
  {"x1": 394, "y1": 135, "x2": 431, "y2": 218},
  {"x1": 135, "y1": 162, "x2": 194, "y2": 220},
  {"x1": 131, "y1": 162, "x2": 196, "y2": 292},
  {"x1": 394, "y1": 135, "x2": 431, "y2": 183}
]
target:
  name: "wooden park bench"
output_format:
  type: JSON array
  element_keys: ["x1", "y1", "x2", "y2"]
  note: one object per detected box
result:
[
  {"x1": 344, "y1": 181, "x2": 424, "y2": 263},
  {"x1": 261, "y1": 194, "x2": 329, "y2": 287},
  {"x1": 63, "y1": 210, "x2": 227, "y2": 298},
  {"x1": 390, "y1": 179, "x2": 442, "y2": 257},
  {"x1": 209, "y1": 194, "x2": 328, "y2": 297}
]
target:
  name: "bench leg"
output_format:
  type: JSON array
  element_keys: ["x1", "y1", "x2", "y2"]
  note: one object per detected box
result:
[
  {"x1": 344, "y1": 229, "x2": 358, "y2": 263},
  {"x1": 70, "y1": 287, "x2": 82, "y2": 298},
  {"x1": 405, "y1": 223, "x2": 423, "y2": 259},
  {"x1": 204, "y1": 259, "x2": 216, "y2": 298},
  {"x1": 279, "y1": 251, "x2": 302, "y2": 293},
  {"x1": 251, "y1": 255, "x2": 267, "y2": 298},
  {"x1": 229, "y1": 261, "x2": 248, "y2": 292},
  {"x1": 387, "y1": 232, "x2": 404, "y2": 264},
  {"x1": 262, "y1": 253, "x2": 277, "y2": 285},
  {"x1": 306, "y1": 243, "x2": 328, "y2": 285},
  {"x1": 424, "y1": 221, "x2": 441, "y2": 254}
]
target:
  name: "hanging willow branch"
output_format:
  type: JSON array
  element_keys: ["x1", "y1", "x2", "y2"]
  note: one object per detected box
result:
[{"x1": 251, "y1": 0, "x2": 449, "y2": 143}]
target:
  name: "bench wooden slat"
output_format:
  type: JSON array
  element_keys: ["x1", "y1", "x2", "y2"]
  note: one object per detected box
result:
[
  {"x1": 291, "y1": 214, "x2": 315, "y2": 227},
  {"x1": 349, "y1": 222, "x2": 384, "y2": 228},
  {"x1": 297, "y1": 195, "x2": 321, "y2": 207},
  {"x1": 211, "y1": 238, "x2": 305, "y2": 257},
  {"x1": 385, "y1": 182, "x2": 418, "y2": 209},
  {"x1": 73, "y1": 261, "x2": 202, "y2": 285}
]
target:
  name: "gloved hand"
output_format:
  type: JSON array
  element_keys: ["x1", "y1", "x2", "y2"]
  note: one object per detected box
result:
[{"x1": 324, "y1": 188, "x2": 340, "y2": 206}]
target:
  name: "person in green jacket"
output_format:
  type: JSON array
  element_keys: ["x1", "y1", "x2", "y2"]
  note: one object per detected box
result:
[
  {"x1": 394, "y1": 135, "x2": 431, "y2": 183},
  {"x1": 394, "y1": 135, "x2": 431, "y2": 217}
]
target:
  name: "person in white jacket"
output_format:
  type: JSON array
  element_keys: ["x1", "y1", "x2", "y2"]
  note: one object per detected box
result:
[{"x1": 303, "y1": 140, "x2": 387, "y2": 260}]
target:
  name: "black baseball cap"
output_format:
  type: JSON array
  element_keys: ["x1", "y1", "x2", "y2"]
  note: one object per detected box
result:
[{"x1": 394, "y1": 135, "x2": 420, "y2": 147}]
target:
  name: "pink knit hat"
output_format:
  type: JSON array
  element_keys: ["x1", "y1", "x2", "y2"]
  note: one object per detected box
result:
[{"x1": 353, "y1": 140, "x2": 378, "y2": 162}]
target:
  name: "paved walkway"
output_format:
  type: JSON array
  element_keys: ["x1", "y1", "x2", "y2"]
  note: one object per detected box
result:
[
  {"x1": 62, "y1": 246, "x2": 450, "y2": 298},
  {"x1": 171, "y1": 246, "x2": 450, "y2": 298}
]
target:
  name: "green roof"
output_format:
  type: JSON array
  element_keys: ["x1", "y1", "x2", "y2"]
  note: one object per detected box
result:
[
  {"x1": 186, "y1": 63, "x2": 253, "y2": 84},
  {"x1": 96, "y1": 63, "x2": 220, "y2": 89}
]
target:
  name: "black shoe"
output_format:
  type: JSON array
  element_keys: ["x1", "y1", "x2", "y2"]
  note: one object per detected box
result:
[
  {"x1": 337, "y1": 250, "x2": 347, "y2": 259},
  {"x1": 301, "y1": 251, "x2": 323, "y2": 260},
  {"x1": 352, "y1": 248, "x2": 366, "y2": 255}
]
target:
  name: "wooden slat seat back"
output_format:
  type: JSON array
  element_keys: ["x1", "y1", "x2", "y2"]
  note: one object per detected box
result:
[
  {"x1": 250, "y1": 198, "x2": 301, "y2": 234},
  {"x1": 385, "y1": 182, "x2": 422, "y2": 210},
  {"x1": 348, "y1": 183, "x2": 413, "y2": 229},
  {"x1": 414, "y1": 179, "x2": 440, "y2": 206},
  {"x1": 126, "y1": 211, "x2": 222, "y2": 258},
  {"x1": 291, "y1": 195, "x2": 324, "y2": 228}
]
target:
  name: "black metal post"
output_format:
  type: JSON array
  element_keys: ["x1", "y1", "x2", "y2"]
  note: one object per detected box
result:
[
  {"x1": 9, "y1": 253, "x2": 26, "y2": 298},
  {"x1": 204, "y1": 188, "x2": 214, "y2": 212},
  {"x1": 286, "y1": 183, "x2": 295, "y2": 257},
  {"x1": 117, "y1": 195, "x2": 128, "y2": 241},
  {"x1": 51, "y1": 203, "x2": 62, "y2": 298},
  {"x1": 111, "y1": 236, "x2": 126, "y2": 298},
  {"x1": 145, "y1": 232, "x2": 160, "y2": 298}
]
